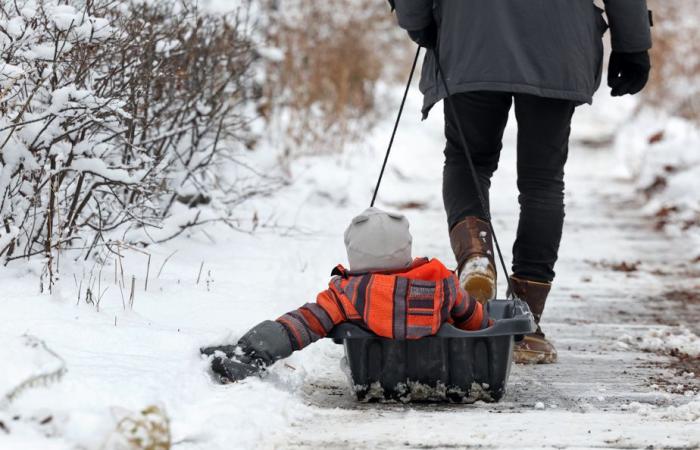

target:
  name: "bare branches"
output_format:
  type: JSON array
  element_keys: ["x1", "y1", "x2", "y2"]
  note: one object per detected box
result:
[{"x1": 0, "y1": 0, "x2": 257, "y2": 272}]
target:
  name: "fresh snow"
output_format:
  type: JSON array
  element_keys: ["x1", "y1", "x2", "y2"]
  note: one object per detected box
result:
[{"x1": 1, "y1": 82, "x2": 699, "y2": 449}]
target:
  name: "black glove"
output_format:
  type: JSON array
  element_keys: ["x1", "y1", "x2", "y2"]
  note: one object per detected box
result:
[
  {"x1": 607, "y1": 51, "x2": 651, "y2": 96},
  {"x1": 210, "y1": 355, "x2": 264, "y2": 383},
  {"x1": 201, "y1": 344, "x2": 263, "y2": 383},
  {"x1": 200, "y1": 321, "x2": 293, "y2": 383},
  {"x1": 407, "y1": 21, "x2": 438, "y2": 49}
]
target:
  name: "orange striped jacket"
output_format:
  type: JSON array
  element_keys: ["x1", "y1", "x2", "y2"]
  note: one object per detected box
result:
[{"x1": 277, "y1": 258, "x2": 490, "y2": 351}]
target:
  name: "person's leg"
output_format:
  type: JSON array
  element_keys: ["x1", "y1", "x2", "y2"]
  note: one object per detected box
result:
[
  {"x1": 443, "y1": 91, "x2": 512, "y2": 302},
  {"x1": 443, "y1": 91, "x2": 512, "y2": 227},
  {"x1": 511, "y1": 93, "x2": 576, "y2": 364},
  {"x1": 512, "y1": 94, "x2": 575, "y2": 282}
]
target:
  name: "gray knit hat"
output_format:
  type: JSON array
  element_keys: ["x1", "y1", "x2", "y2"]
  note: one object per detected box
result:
[{"x1": 344, "y1": 207, "x2": 413, "y2": 272}]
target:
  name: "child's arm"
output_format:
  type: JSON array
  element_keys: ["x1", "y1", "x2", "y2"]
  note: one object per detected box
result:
[
  {"x1": 276, "y1": 289, "x2": 347, "y2": 351},
  {"x1": 202, "y1": 289, "x2": 348, "y2": 383},
  {"x1": 450, "y1": 287, "x2": 490, "y2": 331}
]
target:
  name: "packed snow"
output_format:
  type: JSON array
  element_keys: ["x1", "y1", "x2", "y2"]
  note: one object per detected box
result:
[{"x1": 619, "y1": 327, "x2": 700, "y2": 357}]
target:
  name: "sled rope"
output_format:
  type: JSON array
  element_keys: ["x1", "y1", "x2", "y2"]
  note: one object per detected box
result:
[
  {"x1": 370, "y1": 45, "x2": 421, "y2": 207},
  {"x1": 368, "y1": 43, "x2": 513, "y2": 294},
  {"x1": 433, "y1": 47, "x2": 514, "y2": 294}
]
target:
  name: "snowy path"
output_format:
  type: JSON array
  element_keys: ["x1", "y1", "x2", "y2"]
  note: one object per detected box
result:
[{"x1": 1, "y1": 88, "x2": 699, "y2": 449}]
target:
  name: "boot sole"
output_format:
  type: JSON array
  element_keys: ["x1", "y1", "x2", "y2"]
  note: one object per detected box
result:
[
  {"x1": 513, "y1": 348, "x2": 558, "y2": 364},
  {"x1": 461, "y1": 273, "x2": 496, "y2": 304}
]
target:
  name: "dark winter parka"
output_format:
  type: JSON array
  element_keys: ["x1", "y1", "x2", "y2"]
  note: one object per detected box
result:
[{"x1": 393, "y1": 0, "x2": 653, "y2": 116}]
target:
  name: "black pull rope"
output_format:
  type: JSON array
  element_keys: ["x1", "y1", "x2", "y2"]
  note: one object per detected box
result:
[
  {"x1": 370, "y1": 46, "x2": 421, "y2": 207},
  {"x1": 433, "y1": 46, "x2": 514, "y2": 296},
  {"x1": 369, "y1": 43, "x2": 514, "y2": 296}
]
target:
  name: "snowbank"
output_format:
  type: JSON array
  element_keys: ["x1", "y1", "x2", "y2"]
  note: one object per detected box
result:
[
  {"x1": 614, "y1": 110, "x2": 700, "y2": 258},
  {"x1": 623, "y1": 395, "x2": 700, "y2": 422},
  {"x1": 619, "y1": 326, "x2": 700, "y2": 357}
]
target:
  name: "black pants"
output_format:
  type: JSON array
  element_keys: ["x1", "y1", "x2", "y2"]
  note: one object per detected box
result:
[{"x1": 443, "y1": 92, "x2": 576, "y2": 283}]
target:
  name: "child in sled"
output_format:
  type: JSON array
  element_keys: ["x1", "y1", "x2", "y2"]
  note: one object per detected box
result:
[{"x1": 201, "y1": 207, "x2": 491, "y2": 382}]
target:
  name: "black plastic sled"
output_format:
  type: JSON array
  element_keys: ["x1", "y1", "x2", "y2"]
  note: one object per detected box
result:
[{"x1": 328, "y1": 298, "x2": 536, "y2": 403}]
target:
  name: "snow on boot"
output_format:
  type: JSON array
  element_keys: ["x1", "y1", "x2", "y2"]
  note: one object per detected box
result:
[
  {"x1": 508, "y1": 276, "x2": 557, "y2": 364},
  {"x1": 450, "y1": 216, "x2": 497, "y2": 303},
  {"x1": 201, "y1": 320, "x2": 293, "y2": 383}
]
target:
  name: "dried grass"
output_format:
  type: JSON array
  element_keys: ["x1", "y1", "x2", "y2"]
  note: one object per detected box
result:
[
  {"x1": 260, "y1": 0, "x2": 411, "y2": 158},
  {"x1": 105, "y1": 405, "x2": 171, "y2": 450},
  {"x1": 643, "y1": 1, "x2": 700, "y2": 122}
]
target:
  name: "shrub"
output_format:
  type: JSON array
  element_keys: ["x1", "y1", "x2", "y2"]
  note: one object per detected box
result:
[
  {"x1": 106, "y1": 405, "x2": 170, "y2": 450},
  {"x1": 0, "y1": 0, "x2": 256, "y2": 281},
  {"x1": 0, "y1": 0, "x2": 412, "y2": 286}
]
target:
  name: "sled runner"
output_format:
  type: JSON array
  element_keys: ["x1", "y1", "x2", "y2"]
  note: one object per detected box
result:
[{"x1": 329, "y1": 298, "x2": 535, "y2": 402}]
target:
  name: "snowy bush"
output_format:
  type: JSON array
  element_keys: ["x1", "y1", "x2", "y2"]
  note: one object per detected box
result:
[
  {"x1": 0, "y1": 0, "x2": 412, "y2": 285},
  {"x1": 0, "y1": 0, "x2": 256, "y2": 277}
]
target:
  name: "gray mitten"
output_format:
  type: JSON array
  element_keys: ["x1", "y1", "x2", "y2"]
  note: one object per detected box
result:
[
  {"x1": 237, "y1": 320, "x2": 293, "y2": 365},
  {"x1": 201, "y1": 321, "x2": 293, "y2": 383}
]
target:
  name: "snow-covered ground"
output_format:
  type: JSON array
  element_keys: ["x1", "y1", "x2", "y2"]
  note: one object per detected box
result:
[{"x1": 1, "y1": 82, "x2": 699, "y2": 449}]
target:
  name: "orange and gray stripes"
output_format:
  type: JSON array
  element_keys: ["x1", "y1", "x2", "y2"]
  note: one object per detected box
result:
[
  {"x1": 451, "y1": 286, "x2": 489, "y2": 330},
  {"x1": 276, "y1": 287, "x2": 349, "y2": 351},
  {"x1": 392, "y1": 277, "x2": 409, "y2": 340},
  {"x1": 276, "y1": 258, "x2": 490, "y2": 350},
  {"x1": 277, "y1": 302, "x2": 337, "y2": 351}
]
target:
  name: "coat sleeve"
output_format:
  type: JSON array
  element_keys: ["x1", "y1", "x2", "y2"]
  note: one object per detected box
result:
[
  {"x1": 275, "y1": 290, "x2": 346, "y2": 351},
  {"x1": 394, "y1": 0, "x2": 434, "y2": 31},
  {"x1": 603, "y1": 0, "x2": 652, "y2": 52},
  {"x1": 450, "y1": 287, "x2": 489, "y2": 331}
]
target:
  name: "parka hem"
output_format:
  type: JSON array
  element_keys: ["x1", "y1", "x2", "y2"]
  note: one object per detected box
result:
[{"x1": 420, "y1": 81, "x2": 592, "y2": 119}]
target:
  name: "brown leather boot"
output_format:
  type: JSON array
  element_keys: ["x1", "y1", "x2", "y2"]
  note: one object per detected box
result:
[
  {"x1": 508, "y1": 276, "x2": 557, "y2": 364},
  {"x1": 449, "y1": 217, "x2": 497, "y2": 304}
]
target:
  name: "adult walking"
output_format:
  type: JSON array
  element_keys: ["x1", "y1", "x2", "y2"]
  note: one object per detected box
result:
[{"x1": 392, "y1": 0, "x2": 652, "y2": 363}]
